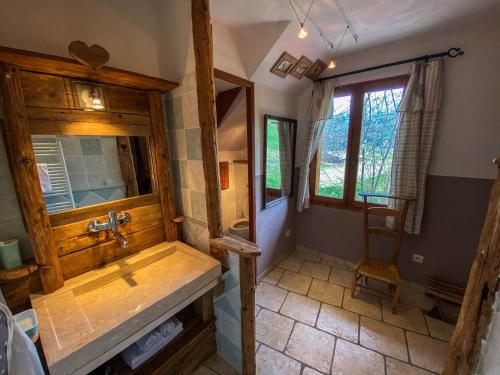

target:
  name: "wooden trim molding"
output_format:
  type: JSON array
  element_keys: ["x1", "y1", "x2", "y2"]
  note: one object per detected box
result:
[
  {"x1": 26, "y1": 107, "x2": 151, "y2": 126},
  {"x1": 246, "y1": 84, "x2": 257, "y2": 242},
  {"x1": 0, "y1": 46, "x2": 178, "y2": 91},
  {"x1": 0, "y1": 64, "x2": 64, "y2": 293},
  {"x1": 29, "y1": 120, "x2": 152, "y2": 137},
  {"x1": 210, "y1": 233, "x2": 261, "y2": 258},
  {"x1": 148, "y1": 92, "x2": 178, "y2": 241},
  {"x1": 214, "y1": 68, "x2": 253, "y2": 88},
  {"x1": 49, "y1": 193, "x2": 160, "y2": 227}
]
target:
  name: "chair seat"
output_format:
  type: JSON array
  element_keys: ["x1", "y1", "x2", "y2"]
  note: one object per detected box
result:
[{"x1": 354, "y1": 259, "x2": 400, "y2": 285}]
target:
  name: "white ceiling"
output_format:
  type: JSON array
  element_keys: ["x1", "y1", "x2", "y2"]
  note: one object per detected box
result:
[
  {"x1": 212, "y1": 0, "x2": 497, "y2": 56},
  {"x1": 211, "y1": 0, "x2": 498, "y2": 91}
]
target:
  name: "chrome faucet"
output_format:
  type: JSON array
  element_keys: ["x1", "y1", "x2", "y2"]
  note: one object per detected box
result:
[{"x1": 88, "y1": 211, "x2": 132, "y2": 248}]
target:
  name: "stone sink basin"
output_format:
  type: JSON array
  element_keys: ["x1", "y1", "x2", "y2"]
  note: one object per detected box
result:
[{"x1": 31, "y1": 241, "x2": 221, "y2": 374}]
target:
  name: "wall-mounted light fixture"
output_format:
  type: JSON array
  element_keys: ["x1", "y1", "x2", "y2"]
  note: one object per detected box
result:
[
  {"x1": 90, "y1": 86, "x2": 104, "y2": 110},
  {"x1": 75, "y1": 83, "x2": 106, "y2": 111}
]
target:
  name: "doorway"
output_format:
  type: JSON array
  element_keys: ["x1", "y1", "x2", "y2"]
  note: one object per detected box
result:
[{"x1": 214, "y1": 69, "x2": 256, "y2": 243}]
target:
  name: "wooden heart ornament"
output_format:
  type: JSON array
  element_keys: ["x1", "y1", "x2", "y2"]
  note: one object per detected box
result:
[{"x1": 68, "y1": 41, "x2": 109, "y2": 70}]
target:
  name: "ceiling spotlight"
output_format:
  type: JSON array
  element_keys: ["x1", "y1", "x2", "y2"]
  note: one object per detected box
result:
[
  {"x1": 328, "y1": 58, "x2": 337, "y2": 69},
  {"x1": 298, "y1": 24, "x2": 308, "y2": 39}
]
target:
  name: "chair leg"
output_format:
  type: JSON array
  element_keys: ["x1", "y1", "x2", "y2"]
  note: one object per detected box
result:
[
  {"x1": 351, "y1": 270, "x2": 358, "y2": 298},
  {"x1": 392, "y1": 283, "x2": 400, "y2": 314}
]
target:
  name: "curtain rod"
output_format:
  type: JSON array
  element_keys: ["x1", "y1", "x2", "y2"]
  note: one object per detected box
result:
[{"x1": 315, "y1": 47, "x2": 464, "y2": 82}]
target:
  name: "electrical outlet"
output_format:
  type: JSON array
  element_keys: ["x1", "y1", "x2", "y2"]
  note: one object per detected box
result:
[
  {"x1": 286, "y1": 229, "x2": 291, "y2": 238},
  {"x1": 412, "y1": 254, "x2": 424, "y2": 264}
]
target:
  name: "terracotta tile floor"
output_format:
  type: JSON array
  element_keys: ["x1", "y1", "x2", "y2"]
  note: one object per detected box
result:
[{"x1": 198, "y1": 248, "x2": 455, "y2": 374}]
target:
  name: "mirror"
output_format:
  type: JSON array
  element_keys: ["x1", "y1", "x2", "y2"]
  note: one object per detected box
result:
[
  {"x1": 32, "y1": 135, "x2": 153, "y2": 213},
  {"x1": 263, "y1": 115, "x2": 297, "y2": 208}
]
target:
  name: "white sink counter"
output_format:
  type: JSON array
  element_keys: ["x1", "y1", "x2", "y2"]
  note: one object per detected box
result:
[{"x1": 31, "y1": 241, "x2": 221, "y2": 374}]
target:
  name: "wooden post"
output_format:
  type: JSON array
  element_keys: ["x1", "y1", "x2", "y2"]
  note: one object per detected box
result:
[
  {"x1": 210, "y1": 234, "x2": 261, "y2": 375},
  {"x1": 194, "y1": 289, "x2": 215, "y2": 323},
  {"x1": 148, "y1": 91, "x2": 178, "y2": 241},
  {"x1": 443, "y1": 159, "x2": 500, "y2": 375},
  {"x1": 240, "y1": 255, "x2": 257, "y2": 374},
  {"x1": 0, "y1": 64, "x2": 64, "y2": 293},
  {"x1": 191, "y1": 0, "x2": 224, "y2": 245}
]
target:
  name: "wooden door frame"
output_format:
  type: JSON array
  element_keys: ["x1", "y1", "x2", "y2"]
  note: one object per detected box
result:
[{"x1": 214, "y1": 68, "x2": 256, "y2": 243}]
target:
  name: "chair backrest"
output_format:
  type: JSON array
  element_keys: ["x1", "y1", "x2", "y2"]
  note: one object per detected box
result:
[{"x1": 360, "y1": 192, "x2": 415, "y2": 265}]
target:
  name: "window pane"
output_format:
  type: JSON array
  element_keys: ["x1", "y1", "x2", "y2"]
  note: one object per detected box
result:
[
  {"x1": 355, "y1": 87, "x2": 404, "y2": 204},
  {"x1": 317, "y1": 95, "x2": 351, "y2": 199},
  {"x1": 265, "y1": 120, "x2": 281, "y2": 189}
]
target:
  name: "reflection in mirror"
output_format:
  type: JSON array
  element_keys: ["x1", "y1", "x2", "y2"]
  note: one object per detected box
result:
[
  {"x1": 263, "y1": 115, "x2": 297, "y2": 208},
  {"x1": 32, "y1": 135, "x2": 153, "y2": 213}
]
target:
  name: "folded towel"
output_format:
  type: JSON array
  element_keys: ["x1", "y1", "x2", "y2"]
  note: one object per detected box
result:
[
  {"x1": 37, "y1": 164, "x2": 52, "y2": 194},
  {"x1": 134, "y1": 329, "x2": 160, "y2": 353},
  {"x1": 159, "y1": 318, "x2": 179, "y2": 337},
  {"x1": 121, "y1": 324, "x2": 183, "y2": 369}
]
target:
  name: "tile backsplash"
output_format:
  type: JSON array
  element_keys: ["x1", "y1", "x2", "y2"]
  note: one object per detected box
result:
[
  {"x1": 38, "y1": 135, "x2": 126, "y2": 208},
  {"x1": 165, "y1": 72, "x2": 209, "y2": 253}
]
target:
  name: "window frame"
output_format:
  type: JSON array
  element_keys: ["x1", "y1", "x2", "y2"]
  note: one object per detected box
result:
[{"x1": 309, "y1": 75, "x2": 409, "y2": 210}]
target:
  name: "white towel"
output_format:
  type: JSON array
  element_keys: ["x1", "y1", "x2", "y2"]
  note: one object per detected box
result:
[
  {"x1": 37, "y1": 163, "x2": 52, "y2": 194},
  {"x1": 134, "y1": 329, "x2": 160, "y2": 353},
  {"x1": 121, "y1": 324, "x2": 183, "y2": 369},
  {"x1": 159, "y1": 319, "x2": 177, "y2": 337}
]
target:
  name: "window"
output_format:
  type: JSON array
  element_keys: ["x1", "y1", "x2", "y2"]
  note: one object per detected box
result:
[{"x1": 310, "y1": 76, "x2": 407, "y2": 208}]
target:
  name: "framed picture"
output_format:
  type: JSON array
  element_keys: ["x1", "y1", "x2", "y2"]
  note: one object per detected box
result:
[
  {"x1": 305, "y1": 59, "x2": 327, "y2": 80},
  {"x1": 290, "y1": 56, "x2": 313, "y2": 80},
  {"x1": 270, "y1": 52, "x2": 298, "y2": 78}
]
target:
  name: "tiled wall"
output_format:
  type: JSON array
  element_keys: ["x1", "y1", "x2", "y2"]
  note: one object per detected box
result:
[
  {"x1": 220, "y1": 161, "x2": 248, "y2": 231},
  {"x1": 164, "y1": 74, "x2": 246, "y2": 370},
  {"x1": 234, "y1": 163, "x2": 248, "y2": 219},
  {"x1": 62, "y1": 136, "x2": 125, "y2": 207},
  {"x1": 220, "y1": 162, "x2": 237, "y2": 231},
  {"x1": 165, "y1": 72, "x2": 210, "y2": 254},
  {"x1": 34, "y1": 135, "x2": 126, "y2": 208}
]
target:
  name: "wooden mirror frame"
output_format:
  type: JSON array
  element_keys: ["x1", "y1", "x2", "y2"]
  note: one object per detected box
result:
[
  {"x1": 0, "y1": 46, "x2": 179, "y2": 295},
  {"x1": 262, "y1": 114, "x2": 297, "y2": 209}
]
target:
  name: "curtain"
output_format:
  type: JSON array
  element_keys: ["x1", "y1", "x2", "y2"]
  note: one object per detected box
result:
[
  {"x1": 296, "y1": 79, "x2": 335, "y2": 211},
  {"x1": 388, "y1": 59, "x2": 444, "y2": 234},
  {"x1": 277, "y1": 121, "x2": 292, "y2": 196}
]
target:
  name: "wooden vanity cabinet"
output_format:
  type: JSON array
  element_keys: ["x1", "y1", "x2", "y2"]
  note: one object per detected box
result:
[
  {"x1": 0, "y1": 46, "x2": 179, "y2": 302},
  {"x1": 90, "y1": 290, "x2": 217, "y2": 375},
  {"x1": 0, "y1": 46, "x2": 219, "y2": 374}
]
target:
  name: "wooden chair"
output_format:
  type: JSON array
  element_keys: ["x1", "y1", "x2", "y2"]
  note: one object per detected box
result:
[{"x1": 351, "y1": 192, "x2": 415, "y2": 313}]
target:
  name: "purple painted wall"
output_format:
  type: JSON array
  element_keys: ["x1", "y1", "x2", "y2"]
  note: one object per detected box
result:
[
  {"x1": 296, "y1": 175, "x2": 493, "y2": 285},
  {"x1": 255, "y1": 175, "x2": 296, "y2": 276}
]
